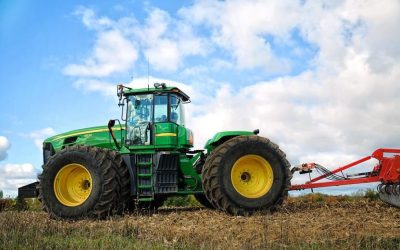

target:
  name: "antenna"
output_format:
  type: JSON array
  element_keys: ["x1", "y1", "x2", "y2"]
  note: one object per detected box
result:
[{"x1": 147, "y1": 57, "x2": 150, "y2": 91}]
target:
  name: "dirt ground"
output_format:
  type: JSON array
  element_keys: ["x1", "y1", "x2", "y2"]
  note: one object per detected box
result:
[{"x1": 1, "y1": 198, "x2": 400, "y2": 249}]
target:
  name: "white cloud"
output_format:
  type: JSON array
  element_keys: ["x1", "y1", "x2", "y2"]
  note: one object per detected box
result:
[
  {"x1": 66, "y1": 1, "x2": 400, "y2": 76},
  {"x1": 65, "y1": 6, "x2": 208, "y2": 78},
  {"x1": 0, "y1": 163, "x2": 37, "y2": 197},
  {"x1": 179, "y1": 0, "x2": 400, "y2": 74},
  {"x1": 63, "y1": 30, "x2": 138, "y2": 77},
  {"x1": 145, "y1": 39, "x2": 180, "y2": 71},
  {"x1": 1, "y1": 163, "x2": 35, "y2": 179},
  {"x1": 74, "y1": 6, "x2": 114, "y2": 31},
  {"x1": 138, "y1": 8, "x2": 208, "y2": 71},
  {"x1": 29, "y1": 128, "x2": 56, "y2": 151},
  {"x1": 179, "y1": 0, "x2": 299, "y2": 73},
  {"x1": 73, "y1": 78, "x2": 116, "y2": 97},
  {"x1": 344, "y1": 0, "x2": 400, "y2": 72},
  {"x1": 0, "y1": 136, "x2": 10, "y2": 161}
]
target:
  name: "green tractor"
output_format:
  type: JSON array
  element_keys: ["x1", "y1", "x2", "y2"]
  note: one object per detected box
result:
[{"x1": 30, "y1": 83, "x2": 291, "y2": 219}]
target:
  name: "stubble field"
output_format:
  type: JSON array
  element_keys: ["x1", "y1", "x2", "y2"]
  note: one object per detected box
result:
[{"x1": 1, "y1": 196, "x2": 400, "y2": 250}]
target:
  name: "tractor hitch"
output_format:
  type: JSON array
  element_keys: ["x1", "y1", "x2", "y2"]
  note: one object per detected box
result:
[{"x1": 291, "y1": 163, "x2": 316, "y2": 174}]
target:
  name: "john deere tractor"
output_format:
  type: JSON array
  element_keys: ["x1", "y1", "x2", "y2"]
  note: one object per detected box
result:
[{"x1": 26, "y1": 83, "x2": 291, "y2": 219}]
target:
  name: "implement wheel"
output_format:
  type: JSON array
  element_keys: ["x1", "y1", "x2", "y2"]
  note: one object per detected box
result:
[
  {"x1": 38, "y1": 145, "x2": 122, "y2": 219},
  {"x1": 202, "y1": 136, "x2": 291, "y2": 215}
]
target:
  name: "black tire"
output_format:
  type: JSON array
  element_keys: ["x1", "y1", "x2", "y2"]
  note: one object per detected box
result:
[
  {"x1": 104, "y1": 150, "x2": 132, "y2": 213},
  {"x1": 38, "y1": 145, "x2": 121, "y2": 219},
  {"x1": 202, "y1": 136, "x2": 291, "y2": 216},
  {"x1": 194, "y1": 193, "x2": 215, "y2": 209}
]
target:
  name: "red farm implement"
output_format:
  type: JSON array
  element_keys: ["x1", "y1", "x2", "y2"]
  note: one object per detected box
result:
[{"x1": 290, "y1": 148, "x2": 400, "y2": 207}]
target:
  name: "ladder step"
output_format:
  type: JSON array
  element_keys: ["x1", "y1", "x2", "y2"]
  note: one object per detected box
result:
[
  {"x1": 138, "y1": 173, "x2": 152, "y2": 177},
  {"x1": 137, "y1": 162, "x2": 152, "y2": 166},
  {"x1": 136, "y1": 154, "x2": 154, "y2": 199},
  {"x1": 138, "y1": 197, "x2": 154, "y2": 202}
]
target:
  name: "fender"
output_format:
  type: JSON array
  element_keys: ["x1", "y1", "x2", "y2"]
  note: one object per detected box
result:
[{"x1": 204, "y1": 130, "x2": 257, "y2": 153}]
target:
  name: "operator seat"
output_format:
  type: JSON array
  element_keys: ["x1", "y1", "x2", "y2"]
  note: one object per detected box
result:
[{"x1": 171, "y1": 112, "x2": 178, "y2": 123}]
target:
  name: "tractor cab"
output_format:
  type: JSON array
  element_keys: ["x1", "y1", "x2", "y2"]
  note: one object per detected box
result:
[{"x1": 118, "y1": 83, "x2": 193, "y2": 149}]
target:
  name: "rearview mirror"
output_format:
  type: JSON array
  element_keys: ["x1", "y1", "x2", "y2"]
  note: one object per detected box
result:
[{"x1": 108, "y1": 119, "x2": 116, "y2": 128}]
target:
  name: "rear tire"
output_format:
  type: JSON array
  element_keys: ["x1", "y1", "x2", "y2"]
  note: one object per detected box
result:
[
  {"x1": 38, "y1": 145, "x2": 121, "y2": 219},
  {"x1": 202, "y1": 136, "x2": 291, "y2": 215}
]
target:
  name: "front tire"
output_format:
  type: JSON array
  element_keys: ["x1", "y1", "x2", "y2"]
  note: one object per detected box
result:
[
  {"x1": 202, "y1": 136, "x2": 291, "y2": 215},
  {"x1": 105, "y1": 150, "x2": 131, "y2": 214},
  {"x1": 38, "y1": 145, "x2": 120, "y2": 219}
]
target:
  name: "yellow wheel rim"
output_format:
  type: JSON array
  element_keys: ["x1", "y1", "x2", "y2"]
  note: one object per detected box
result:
[
  {"x1": 231, "y1": 155, "x2": 273, "y2": 198},
  {"x1": 53, "y1": 163, "x2": 93, "y2": 207}
]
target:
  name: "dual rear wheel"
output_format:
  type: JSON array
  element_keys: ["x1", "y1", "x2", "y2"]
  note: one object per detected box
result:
[{"x1": 201, "y1": 135, "x2": 291, "y2": 215}]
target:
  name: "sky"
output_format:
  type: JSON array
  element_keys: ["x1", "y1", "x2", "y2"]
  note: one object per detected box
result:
[{"x1": 1, "y1": 0, "x2": 400, "y2": 197}]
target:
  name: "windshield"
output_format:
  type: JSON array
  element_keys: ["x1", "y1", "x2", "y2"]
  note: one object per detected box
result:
[
  {"x1": 154, "y1": 94, "x2": 168, "y2": 122},
  {"x1": 126, "y1": 94, "x2": 153, "y2": 145},
  {"x1": 125, "y1": 93, "x2": 185, "y2": 146}
]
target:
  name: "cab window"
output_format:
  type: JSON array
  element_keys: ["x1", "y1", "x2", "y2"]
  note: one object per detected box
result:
[
  {"x1": 170, "y1": 95, "x2": 184, "y2": 125},
  {"x1": 154, "y1": 95, "x2": 168, "y2": 122}
]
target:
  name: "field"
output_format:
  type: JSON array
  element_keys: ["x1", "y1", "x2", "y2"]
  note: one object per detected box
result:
[{"x1": 1, "y1": 195, "x2": 400, "y2": 250}]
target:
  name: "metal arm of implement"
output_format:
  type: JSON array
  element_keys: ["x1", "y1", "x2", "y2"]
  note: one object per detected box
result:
[{"x1": 290, "y1": 148, "x2": 400, "y2": 190}]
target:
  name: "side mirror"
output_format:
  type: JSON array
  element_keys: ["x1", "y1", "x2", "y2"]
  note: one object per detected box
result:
[
  {"x1": 117, "y1": 85, "x2": 123, "y2": 100},
  {"x1": 108, "y1": 119, "x2": 116, "y2": 129},
  {"x1": 107, "y1": 119, "x2": 120, "y2": 150}
]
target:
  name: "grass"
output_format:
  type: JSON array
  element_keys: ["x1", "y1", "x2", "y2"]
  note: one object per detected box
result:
[{"x1": 1, "y1": 193, "x2": 400, "y2": 249}]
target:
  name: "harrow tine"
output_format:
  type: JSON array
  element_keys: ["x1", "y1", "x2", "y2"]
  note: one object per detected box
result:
[
  {"x1": 395, "y1": 184, "x2": 400, "y2": 195},
  {"x1": 378, "y1": 183, "x2": 400, "y2": 208}
]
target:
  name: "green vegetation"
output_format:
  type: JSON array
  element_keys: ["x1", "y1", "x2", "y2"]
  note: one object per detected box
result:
[
  {"x1": 361, "y1": 188, "x2": 379, "y2": 200},
  {"x1": 0, "y1": 190, "x2": 3, "y2": 199},
  {"x1": 163, "y1": 195, "x2": 199, "y2": 207},
  {"x1": 290, "y1": 188, "x2": 380, "y2": 204}
]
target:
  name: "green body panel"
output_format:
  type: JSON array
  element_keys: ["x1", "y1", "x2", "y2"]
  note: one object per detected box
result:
[
  {"x1": 154, "y1": 123, "x2": 178, "y2": 146},
  {"x1": 44, "y1": 125, "x2": 124, "y2": 153},
  {"x1": 178, "y1": 153, "x2": 203, "y2": 193},
  {"x1": 42, "y1": 85, "x2": 254, "y2": 201},
  {"x1": 204, "y1": 131, "x2": 254, "y2": 153}
]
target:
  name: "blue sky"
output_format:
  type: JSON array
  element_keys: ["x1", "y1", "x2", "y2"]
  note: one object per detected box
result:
[{"x1": 1, "y1": 0, "x2": 400, "y2": 197}]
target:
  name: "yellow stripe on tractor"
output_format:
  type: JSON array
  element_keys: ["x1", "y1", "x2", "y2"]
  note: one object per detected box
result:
[
  {"x1": 155, "y1": 133, "x2": 177, "y2": 137},
  {"x1": 50, "y1": 128, "x2": 123, "y2": 141}
]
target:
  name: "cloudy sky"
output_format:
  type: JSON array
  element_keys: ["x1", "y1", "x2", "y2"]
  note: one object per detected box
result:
[{"x1": 1, "y1": 0, "x2": 399, "y2": 197}]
